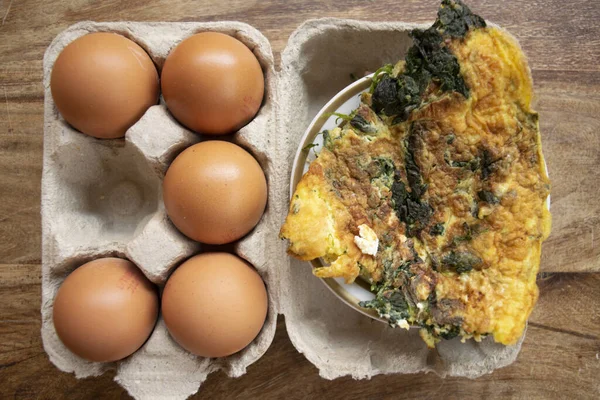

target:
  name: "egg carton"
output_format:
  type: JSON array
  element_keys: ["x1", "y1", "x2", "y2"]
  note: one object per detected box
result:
[{"x1": 41, "y1": 19, "x2": 525, "y2": 400}]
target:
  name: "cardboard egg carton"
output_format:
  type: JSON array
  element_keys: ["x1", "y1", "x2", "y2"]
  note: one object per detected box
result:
[{"x1": 42, "y1": 19, "x2": 524, "y2": 400}]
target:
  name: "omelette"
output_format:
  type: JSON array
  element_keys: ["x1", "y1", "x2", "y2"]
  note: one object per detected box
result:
[{"x1": 280, "y1": 0, "x2": 551, "y2": 347}]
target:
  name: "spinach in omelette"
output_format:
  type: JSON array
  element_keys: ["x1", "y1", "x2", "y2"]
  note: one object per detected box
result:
[{"x1": 280, "y1": 0, "x2": 551, "y2": 347}]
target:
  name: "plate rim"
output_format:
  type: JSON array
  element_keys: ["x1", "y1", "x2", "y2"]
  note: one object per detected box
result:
[{"x1": 289, "y1": 74, "x2": 387, "y2": 324}]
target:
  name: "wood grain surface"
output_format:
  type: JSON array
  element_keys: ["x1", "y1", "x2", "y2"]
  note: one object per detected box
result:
[{"x1": 1, "y1": 0, "x2": 599, "y2": 398}]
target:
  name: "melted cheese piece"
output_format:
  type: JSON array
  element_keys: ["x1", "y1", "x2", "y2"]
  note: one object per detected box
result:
[{"x1": 354, "y1": 224, "x2": 379, "y2": 256}]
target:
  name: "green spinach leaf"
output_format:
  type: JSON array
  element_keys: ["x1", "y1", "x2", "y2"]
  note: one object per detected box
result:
[
  {"x1": 370, "y1": 0, "x2": 485, "y2": 122},
  {"x1": 442, "y1": 251, "x2": 482, "y2": 273},
  {"x1": 350, "y1": 114, "x2": 377, "y2": 134},
  {"x1": 430, "y1": 223, "x2": 445, "y2": 236},
  {"x1": 478, "y1": 190, "x2": 500, "y2": 204}
]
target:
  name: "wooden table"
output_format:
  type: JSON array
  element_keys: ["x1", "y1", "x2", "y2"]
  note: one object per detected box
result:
[{"x1": 1, "y1": 0, "x2": 599, "y2": 398}]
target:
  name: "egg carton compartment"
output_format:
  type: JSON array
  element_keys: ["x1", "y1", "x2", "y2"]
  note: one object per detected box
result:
[
  {"x1": 42, "y1": 21, "x2": 279, "y2": 400},
  {"x1": 41, "y1": 17, "x2": 528, "y2": 400},
  {"x1": 274, "y1": 18, "x2": 525, "y2": 380},
  {"x1": 44, "y1": 133, "x2": 160, "y2": 252}
]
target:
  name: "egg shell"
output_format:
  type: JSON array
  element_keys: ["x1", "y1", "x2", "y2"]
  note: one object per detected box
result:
[
  {"x1": 162, "y1": 140, "x2": 268, "y2": 244},
  {"x1": 52, "y1": 257, "x2": 159, "y2": 362},
  {"x1": 161, "y1": 32, "x2": 264, "y2": 135},
  {"x1": 50, "y1": 32, "x2": 159, "y2": 139},
  {"x1": 161, "y1": 252, "x2": 268, "y2": 358}
]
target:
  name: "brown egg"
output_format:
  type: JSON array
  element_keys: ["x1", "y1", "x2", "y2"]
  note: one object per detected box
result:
[
  {"x1": 51, "y1": 32, "x2": 159, "y2": 139},
  {"x1": 161, "y1": 32, "x2": 264, "y2": 135},
  {"x1": 163, "y1": 141, "x2": 267, "y2": 244},
  {"x1": 162, "y1": 253, "x2": 268, "y2": 358},
  {"x1": 52, "y1": 258, "x2": 159, "y2": 362}
]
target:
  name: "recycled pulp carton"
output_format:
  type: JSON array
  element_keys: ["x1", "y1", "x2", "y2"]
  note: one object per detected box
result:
[{"x1": 41, "y1": 19, "x2": 524, "y2": 399}]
